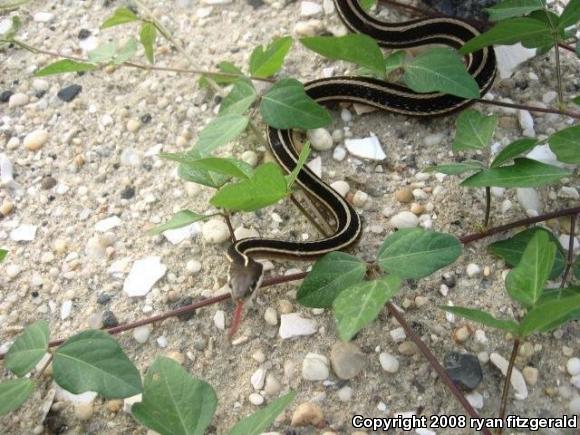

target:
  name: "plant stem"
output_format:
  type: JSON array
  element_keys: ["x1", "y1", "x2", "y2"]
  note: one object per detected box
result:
[
  {"x1": 387, "y1": 303, "x2": 491, "y2": 434},
  {"x1": 554, "y1": 44, "x2": 564, "y2": 108},
  {"x1": 35, "y1": 354, "x2": 53, "y2": 379},
  {"x1": 560, "y1": 213, "x2": 577, "y2": 289},
  {"x1": 498, "y1": 338, "x2": 521, "y2": 433},
  {"x1": 484, "y1": 187, "x2": 491, "y2": 228},
  {"x1": 475, "y1": 98, "x2": 580, "y2": 120},
  {"x1": 224, "y1": 213, "x2": 236, "y2": 242}
]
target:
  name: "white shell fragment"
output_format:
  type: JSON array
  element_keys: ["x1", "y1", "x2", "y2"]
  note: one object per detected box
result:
[
  {"x1": 345, "y1": 135, "x2": 386, "y2": 161},
  {"x1": 494, "y1": 44, "x2": 536, "y2": 79},
  {"x1": 307, "y1": 156, "x2": 322, "y2": 177},
  {"x1": 279, "y1": 313, "x2": 317, "y2": 339},
  {"x1": 490, "y1": 352, "x2": 528, "y2": 400},
  {"x1": 10, "y1": 224, "x2": 38, "y2": 241},
  {"x1": 163, "y1": 222, "x2": 201, "y2": 245},
  {"x1": 123, "y1": 256, "x2": 167, "y2": 297},
  {"x1": 95, "y1": 216, "x2": 122, "y2": 232},
  {"x1": 0, "y1": 153, "x2": 23, "y2": 194}
]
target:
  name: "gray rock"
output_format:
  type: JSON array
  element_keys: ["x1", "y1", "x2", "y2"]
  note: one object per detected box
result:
[
  {"x1": 444, "y1": 352, "x2": 483, "y2": 390},
  {"x1": 330, "y1": 342, "x2": 366, "y2": 380}
]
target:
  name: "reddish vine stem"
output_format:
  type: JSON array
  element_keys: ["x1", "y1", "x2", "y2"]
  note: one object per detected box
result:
[
  {"x1": 387, "y1": 303, "x2": 491, "y2": 434},
  {"x1": 560, "y1": 213, "x2": 578, "y2": 289},
  {"x1": 475, "y1": 98, "x2": 580, "y2": 120},
  {"x1": 498, "y1": 338, "x2": 521, "y2": 433}
]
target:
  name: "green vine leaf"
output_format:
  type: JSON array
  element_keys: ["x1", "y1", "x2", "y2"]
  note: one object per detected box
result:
[
  {"x1": 297, "y1": 252, "x2": 367, "y2": 308},
  {"x1": 333, "y1": 275, "x2": 401, "y2": 341},
  {"x1": 132, "y1": 357, "x2": 217, "y2": 435},
  {"x1": 384, "y1": 50, "x2": 406, "y2": 75},
  {"x1": 403, "y1": 47, "x2": 480, "y2": 99},
  {"x1": 219, "y1": 79, "x2": 257, "y2": 116},
  {"x1": 486, "y1": 0, "x2": 546, "y2": 22},
  {"x1": 148, "y1": 210, "x2": 208, "y2": 235},
  {"x1": 490, "y1": 138, "x2": 538, "y2": 168},
  {"x1": 453, "y1": 109, "x2": 497, "y2": 151},
  {"x1": 101, "y1": 7, "x2": 139, "y2": 29},
  {"x1": 192, "y1": 114, "x2": 249, "y2": 154},
  {"x1": 558, "y1": 0, "x2": 580, "y2": 30},
  {"x1": 519, "y1": 294, "x2": 580, "y2": 337},
  {"x1": 140, "y1": 21, "x2": 157, "y2": 64},
  {"x1": 377, "y1": 229, "x2": 462, "y2": 279},
  {"x1": 260, "y1": 78, "x2": 331, "y2": 129},
  {"x1": 461, "y1": 158, "x2": 570, "y2": 187},
  {"x1": 200, "y1": 61, "x2": 243, "y2": 87},
  {"x1": 177, "y1": 150, "x2": 230, "y2": 188},
  {"x1": 0, "y1": 379, "x2": 35, "y2": 416},
  {"x1": 438, "y1": 306, "x2": 519, "y2": 333},
  {"x1": 5, "y1": 320, "x2": 49, "y2": 377},
  {"x1": 249, "y1": 36, "x2": 293, "y2": 78},
  {"x1": 34, "y1": 59, "x2": 97, "y2": 77},
  {"x1": 548, "y1": 125, "x2": 580, "y2": 164},
  {"x1": 426, "y1": 161, "x2": 485, "y2": 175},
  {"x1": 162, "y1": 154, "x2": 253, "y2": 180},
  {"x1": 300, "y1": 34, "x2": 385, "y2": 77},
  {"x1": 0, "y1": 249, "x2": 7, "y2": 262},
  {"x1": 228, "y1": 391, "x2": 296, "y2": 435},
  {"x1": 53, "y1": 330, "x2": 142, "y2": 399}
]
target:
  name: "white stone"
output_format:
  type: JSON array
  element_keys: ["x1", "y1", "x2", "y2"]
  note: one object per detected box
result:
[
  {"x1": 249, "y1": 393, "x2": 264, "y2": 406},
  {"x1": 123, "y1": 256, "x2": 167, "y2": 297},
  {"x1": 518, "y1": 110, "x2": 534, "y2": 136},
  {"x1": 163, "y1": 222, "x2": 201, "y2": 245},
  {"x1": 302, "y1": 352, "x2": 329, "y2": 380},
  {"x1": 491, "y1": 187, "x2": 505, "y2": 198},
  {"x1": 202, "y1": 219, "x2": 229, "y2": 244},
  {"x1": 389, "y1": 211, "x2": 419, "y2": 228},
  {"x1": 412, "y1": 189, "x2": 428, "y2": 200},
  {"x1": 79, "y1": 36, "x2": 98, "y2": 52},
  {"x1": 10, "y1": 224, "x2": 37, "y2": 241},
  {"x1": 352, "y1": 190, "x2": 368, "y2": 207},
  {"x1": 6, "y1": 265, "x2": 21, "y2": 279},
  {"x1": 307, "y1": 156, "x2": 322, "y2": 177},
  {"x1": 341, "y1": 108, "x2": 352, "y2": 123},
  {"x1": 8, "y1": 93, "x2": 29, "y2": 108},
  {"x1": 133, "y1": 325, "x2": 151, "y2": 343},
  {"x1": 389, "y1": 327, "x2": 406, "y2": 342},
  {"x1": 95, "y1": 216, "x2": 122, "y2": 232},
  {"x1": 23, "y1": 130, "x2": 48, "y2": 151},
  {"x1": 186, "y1": 259, "x2": 202, "y2": 274},
  {"x1": 494, "y1": 44, "x2": 536, "y2": 79},
  {"x1": 337, "y1": 385, "x2": 353, "y2": 401},
  {"x1": 330, "y1": 180, "x2": 349, "y2": 197},
  {"x1": 527, "y1": 144, "x2": 565, "y2": 168},
  {"x1": 516, "y1": 188, "x2": 542, "y2": 215},
  {"x1": 379, "y1": 352, "x2": 399, "y2": 373},
  {"x1": 294, "y1": 20, "x2": 323, "y2": 37},
  {"x1": 466, "y1": 263, "x2": 481, "y2": 278},
  {"x1": 543, "y1": 91, "x2": 557, "y2": 104},
  {"x1": 33, "y1": 12, "x2": 55, "y2": 22},
  {"x1": 120, "y1": 148, "x2": 141, "y2": 166},
  {"x1": 307, "y1": 128, "x2": 333, "y2": 150},
  {"x1": 54, "y1": 384, "x2": 96, "y2": 405},
  {"x1": 423, "y1": 133, "x2": 444, "y2": 147},
  {"x1": 264, "y1": 307, "x2": 278, "y2": 325},
  {"x1": 156, "y1": 336, "x2": 168, "y2": 348},
  {"x1": 213, "y1": 310, "x2": 226, "y2": 330},
  {"x1": 60, "y1": 300, "x2": 73, "y2": 320},
  {"x1": 567, "y1": 358, "x2": 580, "y2": 376},
  {"x1": 301, "y1": 1, "x2": 323, "y2": 17},
  {"x1": 490, "y1": 352, "x2": 528, "y2": 399},
  {"x1": 251, "y1": 368, "x2": 267, "y2": 390},
  {"x1": 466, "y1": 391, "x2": 484, "y2": 409},
  {"x1": 559, "y1": 235, "x2": 579, "y2": 253},
  {"x1": 560, "y1": 187, "x2": 579, "y2": 199},
  {"x1": 345, "y1": 135, "x2": 386, "y2": 160},
  {"x1": 333, "y1": 146, "x2": 346, "y2": 161},
  {"x1": 279, "y1": 313, "x2": 317, "y2": 339},
  {"x1": 241, "y1": 150, "x2": 258, "y2": 167}
]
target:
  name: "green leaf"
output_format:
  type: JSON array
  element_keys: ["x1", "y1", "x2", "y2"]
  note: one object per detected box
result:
[
  {"x1": 426, "y1": 161, "x2": 485, "y2": 175},
  {"x1": 535, "y1": 287, "x2": 580, "y2": 331},
  {"x1": 297, "y1": 252, "x2": 367, "y2": 308},
  {"x1": 548, "y1": 125, "x2": 580, "y2": 164},
  {"x1": 5, "y1": 320, "x2": 49, "y2": 377},
  {"x1": 378, "y1": 229, "x2": 462, "y2": 279},
  {"x1": 249, "y1": 36, "x2": 293, "y2": 78},
  {"x1": 286, "y1": 142, "x2": 310, "y2": 189},
  {"x1": 0, "y1": 249, "x2": 6, "y2": 262},
  {"x1": 140, "y1": 22, "x2": 157, "y2": 64},
  {"x1": 461, "y1": 158, "x2": 570, "y2": 187},
  {"x1": 88, "y1": 42, "x2": 117, "y2": 63},
  {"x1": 486, "y1": 0, "x2": 546, "y2": 21},
  {"x1": 438, "y1": 306, "x2": 519, "y2": 333},
  {"x1": 573, "y1": 96, "x2": 580, "y2": 105},
  {"x1": 34, "y1": 59, "x2": 97, "y2": 77},
  {"x1": 200, "y1": 61, "x2": 243, "y2": 87},
  {"x1": 148, "y1": 210, "x2": 207, "y2": 235},
  {"x1": 101, "y1": 7, "x2": 139, "y2": 29},
  {"x1": 177, "y1": 150, "x2": 230, "y2": 188},
  {"x1": 460, "y1": 17, "x2": 554, "y2": 54},
  {"x1": 210, "y1": 163, "x2": 288, "y2": 211},
  {"x1": 558, "y1": 0, "x2": 580, "y2": 30},
  {"x1": 260, "y1": 79, "x2": 331, "y2": 129},
  {"x1": 333, "y1": 275, "x2": 401, "y2": 341},
  {"x1": 132, "y1": 357, "x2": 217, "y2": 435},
  {"x1": 491, "y1": 138, "x2": 538, "y2": 168},
  {"x1": 384, "y1": 50, "x2": 406, "y2": 75},
  {"x1": 113, "y1": 38, "x2": 138, "y2": 64},
  {"x1": 359, "y1": 0, "x2": 376, "y2": 11},
  {"x1": 0, "y1": 15, "x2": 21, "y2": 41},
  {"x1": 219, "y1": 79, "x2": 257, "y2": 116},
  {"x1": 0, "y1": 379, "x2": 35, "y2": 416},
  {"x1": 162, "y1": 154, "x2": 253, "y2": 180},
  {"x1": 576, "y1": 257, "x2": 580, "y2": 281},
  {"x1": 453, "y1": 109, "x2": 497, "y2": 151},
  {"x1": 301, "y1": 34, "x2": 385, "y2": 77},
  {"x1": 505, "y1": 230, "x2": 556, "y2": 307},
  {"x1": 193, "y1": 114, "x2": 249, "y2": 154},
  {"x1": 228, "y1": 391, "x2": 296, "y2": 435},
  {"x1": 489, "y1": 228, "x2": 565, "y2": 279},
  {"x1": 519, "y1": 294, "x2": 580, "y2": 337},
  {"x1": 53, "y1": 330, "x2": 142, "y2": 399}
]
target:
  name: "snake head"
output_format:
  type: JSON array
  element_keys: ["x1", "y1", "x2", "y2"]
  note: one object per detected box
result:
[{"x1": 227, "y1": 254, "x2": 264, "y2": 301}]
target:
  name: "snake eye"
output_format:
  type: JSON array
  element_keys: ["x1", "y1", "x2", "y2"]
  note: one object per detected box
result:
[{"x1": 228, "y1": 257, "x2": 264, "y2": 301}]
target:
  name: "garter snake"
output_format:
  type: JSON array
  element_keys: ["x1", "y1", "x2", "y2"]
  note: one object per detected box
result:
[{"x1": 227, "y1": 0, "x2": 496, "y2": 300}]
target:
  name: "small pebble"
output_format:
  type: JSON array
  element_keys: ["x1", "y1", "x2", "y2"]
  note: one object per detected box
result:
[
  {"x1": 395, "y1": 188, "x2": 414, "y2": 203},
  {"x1": 330, "y1": 342, "x2": 365, "y2": 380},
  {"x1": 241, "y1": 150, "x2": 258, "y2": 167},
  {"x1": 23, "y1": 130, "x2": 48, "y2": 151},
  {"x1": 126, "y1": 119, "x2": 141, "y2": 132},
  {"x1": 249, "y1": 393, "x2": 264, "y2": 406},
  {"x1": 337, "y1": 385, "x2": 353, "y2": 402},
  {"x1": 264, "y1": 307, "x2": 278, "y2": 325},
  {"x1": 390, "y1": 211, "x2": 419, "y2": 228},
  {"x1": 398, "y1": 341, "x2": 419, "y2": 356},
  {"x1": 133, "y1": 325, "x2": 151, "y2": 343},
  {"x1": 279, "y1": 313, "x2": 316, "y2": 338},
  {"x1": 0, "y1": 200, "x2": 14, "y2": 216},
  {"x1": 264, "y1": 374, "x2": 281, "y2": 395},
  {"x1": 567, "y1": 358, "x2": 580, "y2": 376},
  {"x1": 102, "y1": 311, "x2": 119, "y2": 328},
  {"x1": 74, "y1": 403, "x2": 93, "y2": 420},
  {"x1": 213, "y1": 310, "x2": 226, "y2": 330},
  {"x1": 291, "y1": 402, "x2": 324, "y2": 427},
  {"x1": 466, "y1": 263, "x2": 481, "y2": 278},
  {"x1": 330, "y1": 180, "x2": 349, "y2": 197},
  {"x1": 444, "y1": 352, "x2": 483, "y2": 390},
  {"x1": 352, "y1": 190, "x2": 368, "y2": 207},
  {"x1": 57, "y1": 84, "x2": 82, "y2": 102},
  {"x1": 251, "y1": 368, "x2": 267, "y2": 390},
  {"x1": 8, "y1": 93, "x2": 29, "y2": 108},
  {"x1": 302, "y1": 352, "x2": 329, "y2": 381},
  {"x1": 379, "y1": 352, "x2": 399, "y2": 373},
  {"x1": 522, "y1": 366, "x2": 539, "y2": 386},
  {"x1": 569, "y1": 397, "x2": 580, "y2": 414},
  {"x1": 202, "y1": 219, "x2": 230, "y2": 244},
  {"x1": 186, "y1": 260, "x2": 202, "y2": 274},
  {"x1": 307, "y1": 128, "x2": 333, "y2": 150}
]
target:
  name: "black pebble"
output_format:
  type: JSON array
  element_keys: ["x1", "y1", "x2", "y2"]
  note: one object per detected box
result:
[
  {"x1": 141, "y1": 113, "x2": 152, "y2": 124},
  {"x1": 171, "y1": 296, "x2": 195, "y2": 321},
  {"x1": 102, "y1": 310, "x2": 119, "y2": 328},
  {"x1": 96, "y1": 293, "x2": 111, "y2": 305},
  {"x1": 57, "y1": 84, "x2": 82, "y2": 102},
  {"x1": 120, "y1": 185, "x2": 135, "y2": 199},
  {"x1": 444, "y1": 352, "x2": 483, "y2": 390},
  {"x1": 31, "y1": 291, "x2": 39, "y2": 298},
  {"x1": 35, "y1": 90, "x2": 47, "y2": 99},
  {"x1": 0, "y1": 90, "x2": 13, "y2": 103},
  {"x1": 246, "y1": 0, "x2": 265, "y2": 8},
  {"x1": 78, "y1": 29, "x2": 91, "y2": 40},
  {"x1": 442, "y1": 272, "x2": 456, "y2": 288}
]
